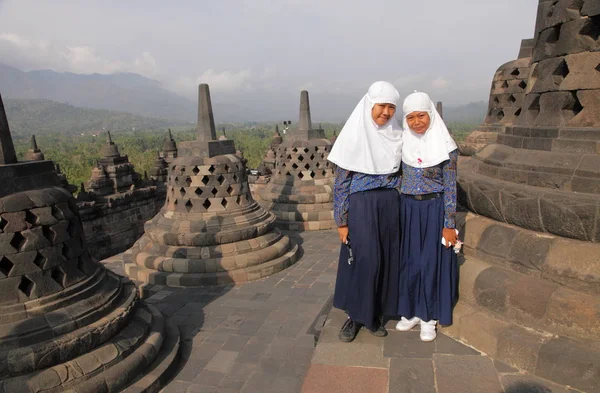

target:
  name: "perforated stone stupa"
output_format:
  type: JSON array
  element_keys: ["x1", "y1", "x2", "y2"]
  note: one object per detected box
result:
[
  {"x1": 452, "y1": 1, "x2": 600, "y2": 391},
  {"x1": 0, "y1": 92, "x2": 179, "y2": 392},
  {"x1": 258, "y1": 91, "x2": 335, "y2": 231},
  {"x1": 123, "y1": 84, "x2": 299, "y2": 286}
]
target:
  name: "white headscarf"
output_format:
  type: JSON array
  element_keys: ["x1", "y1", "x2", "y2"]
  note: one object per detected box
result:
[
  {"x1": 401, "y1": 91, "x2": 458, "y2": 168},
  {"x1": 327, "y1": 81, "x2": 403, "y2": 175}
]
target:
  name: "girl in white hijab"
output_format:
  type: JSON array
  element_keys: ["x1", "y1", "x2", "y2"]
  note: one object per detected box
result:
[
  {"x1": 395, "y1": 91, "x2": 459, "y2": 342},
  {"x1": 327, "y1": 81, "x2": 403, "y2": 343}
]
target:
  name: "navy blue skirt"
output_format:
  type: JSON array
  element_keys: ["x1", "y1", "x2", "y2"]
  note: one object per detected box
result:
[
  {"x1": 397, "y1": 194, "x2": 458, "y2": 325},
  {"x1": 333, "y1": 188, "x2": 401, "y2": 330}
]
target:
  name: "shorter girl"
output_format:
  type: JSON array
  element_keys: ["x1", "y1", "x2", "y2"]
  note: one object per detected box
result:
[{"x1": 396, "y1": 91, "x2": 458, "y2": 342}]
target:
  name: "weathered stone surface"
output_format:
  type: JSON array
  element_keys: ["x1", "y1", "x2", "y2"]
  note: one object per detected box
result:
[
  {"x1": 389, "y1": 358, "x2": 435, "y2": 393},
  {"x1": 434, "y1": 355, "x2": 503, "y2": 393}
]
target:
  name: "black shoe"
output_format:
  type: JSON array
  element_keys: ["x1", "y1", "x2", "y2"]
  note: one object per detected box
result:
[
  {"x1": 367, "y1": 323, "x2": 388, "y2": 337},
  {"x1": 338, "y1": 318, "x2": 362, "y2": 343}
]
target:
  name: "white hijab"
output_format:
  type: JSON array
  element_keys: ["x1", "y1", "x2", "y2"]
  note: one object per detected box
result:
[
  {"x1": 327, "y1": 81, "x2": 403, "y2": 175},
  {"x1": 402, "y1": 91, "x2": 458, "y2": 168}
]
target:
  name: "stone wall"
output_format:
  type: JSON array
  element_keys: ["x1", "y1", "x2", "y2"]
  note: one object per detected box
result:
[{"x1": 77, "y1": 186, "x2": 165, "y2": 260}]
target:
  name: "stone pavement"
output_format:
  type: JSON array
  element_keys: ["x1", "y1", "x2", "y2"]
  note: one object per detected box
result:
[
  {"x1": 301, "y1": 307, "x2": 583, "y2": 393},
  {"x1": 102, "y1": 229, "x2": 340, "y2": 393},
  {"x1": 103, "y1": 229, "x2": 583, "y2": 393}
]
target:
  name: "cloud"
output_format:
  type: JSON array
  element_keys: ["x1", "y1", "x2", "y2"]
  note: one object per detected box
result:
[
  {"x1": 0, "y1": 32, "x2": 157, "y2": 76},
  {"x1": 431, "y1": 77, "x2": 450, "y2": 89},
  {"x1": 196, "y1": 69, "x2": 252, "y2": 92}
]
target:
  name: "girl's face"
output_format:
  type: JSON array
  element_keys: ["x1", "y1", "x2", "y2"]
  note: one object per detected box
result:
[
  {"x1": 371, "y1": 103, "x2": 397, "y2": 126},
  {"x1": 406, "y1": 111, "x2": 431, "y2": 134}
]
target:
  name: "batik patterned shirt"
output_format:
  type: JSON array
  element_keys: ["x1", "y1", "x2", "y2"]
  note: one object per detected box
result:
[
  {"x1": 400, "y1": 149, "x2": 458, "y2": 228},
  {"x1": 333, "y1": 167, "x2": 401, "y2": 227}
]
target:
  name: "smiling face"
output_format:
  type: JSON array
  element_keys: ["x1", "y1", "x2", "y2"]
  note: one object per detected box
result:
[
  {"x1": 371, "y1": 103, "x2": 397, "y2": 126},
  {"x1": 406, "y1": 111, "x2": 431, "y2": 134}
]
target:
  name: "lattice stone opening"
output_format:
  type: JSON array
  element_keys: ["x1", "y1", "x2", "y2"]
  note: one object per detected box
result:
[
  {"x1": 493, "y1": 96, "x2": 500, "y2": 104},
  {"x1": 180, "y1": 187, "x2": 186, "y2": 197},
  {"x1": 292, "y1": 163, "x2": 299, "y2": 169},
  {"x1": 185, "y1": 176, "x2": 192, "y2": 186},
  {"x1": 298, "y1": 155, "x2": 304, "y2": 162},
  {"x1": 224, "y1": 164, "x2": 229, "y2": 172},
  {"x1": 195, "y1": 187, "x2": 203, "y2": 196},
  {"x1": 211, "y1": 187, "x2": 218, "y2": 197},
  {"x1": 209, "y1": 165, "x2": 216, "y2": 174},
  {"x1": 310, "y1": 171, "x2": 316, "y2": 178},
  {"x1": 303, "y1": 148, "x2": 309, "y2": 153},
  {"x1": 18, "y1": 276, "x2": 35, "y2": 297},
  {"x1": 227, "y1": 185, "x2": 234, "y2": 195},
  {"x1": 292, "y1": 148, "x2": 298, "y2": 153},
  {"x1": 553, "y1": 59, "x2": 570, "y2": 86},
  {"x1": 236, "y1": 195, "x2": 242, "y2": 205},
  {"x1": 511, "y1": 68, "x2": 520, "y2": 76},
  {"x1": 529, "y1": 96, "x2": 541, "y2": 114},
  {"x1": 518, "y1": 80, "x2": 527, "y2": 90},
  {"x1": 171, "y1": 165, "x2": 177, "y2": 171},
  {"x1": 546, "y1": 26, "x2": 560, "y2": 44},
  {"x1": 596, "y1": 63, "x2": 600, "y2": 72},
  {"x1": 202, "y1": 176, "x2": 210, "y2": 185},
  {"x1": 25, "y1": 211, "x2": 38, "y2": 226},
  {"x1": 316, "y1": 162, "x2": 321, "y2": 168},
  {"x1": 203, "y1": 199, "x2": 211, "y2": 209},
  {"x1": 33, "y1": 252, "x2": 46, "y2": 269},
  {"x1": 579, "y1": 15, "x2": 600, "y2": 41},
  {"x1": 221, "y1": 198, "x2": 228, "y2": 209},
  {"x1": 566, "y1": 92, "x2": 584, "y2": 116},
  {"x1": 0, "y1": 216, "x2": 6, "y2": 232},
  {"x1": 287, "y1": 155, "x2": 292, "y2": 160},
  {"x1": 233, "y1": 173, "x2": 238, "y2": 182},
  {"x1": 10, "y1": 232, "x2": 25, "y2": 251},
  {"x1": 497, "y1": 110, "x2": 505, "y2": 121},
  {"x1": 298, "y1": 172, "x2": 304, "y2": 179},
  {"x1": 509, "y1": 95, "x2": 517, "y2": 104},
  {"x1": 51, "y1": 267, "x2": 65, "y2": 288},
  {"x1": 179, "y1": 167, "x2": 186, "y2": 175},
  {"x1": 304, "y1": 164, "x2": 310, "y2": 170},
  {"x1": 515, "y1": 108, "x2": 522, "y2": 117},
  {"x1": 217, "y1": 175, "x2": 225, "y2": 185},
  {"x1": 193, "y1": 166, "x2": 200, "y2": 175},
  {"x1": 185, "y1": 200, "x2": 193, "y2": 212},
  {"x1": 174, "y1": 199, "x2": 179, "y2": 205},
  {"x1": 174, "y1": 176, "x2": 179, "y2": 183},
  {"x1": 0, "y1": 256, "x2": 14, "y2": 276}
]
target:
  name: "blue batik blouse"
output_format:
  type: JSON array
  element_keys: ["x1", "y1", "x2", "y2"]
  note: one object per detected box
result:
[
  {"x1": 333, "y1": 168, "x2": 401, "y2": 227},
  {"x1": 400, "y1": 149, "x2": 458, "y2": 228}
]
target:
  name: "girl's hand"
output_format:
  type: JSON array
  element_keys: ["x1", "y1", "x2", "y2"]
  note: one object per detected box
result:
[
  {"x1": 338, "y1": 226, "x2": 349, "y2": 243},
  {"x1": 442, "y1": 228, "x2": 457, "y2": 248}
]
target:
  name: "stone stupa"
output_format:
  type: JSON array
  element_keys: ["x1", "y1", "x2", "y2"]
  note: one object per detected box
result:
[
  {"x1": 123, "y1": 84, "x2": 299, "y2": 287},
  {"x1": 0, "y1": 92, "x2": 179, "y2": 392},
  {"x1": 450, "y1": 1, "x2": 600, "y2": 391},
  {"x1": 258, "y1": 91, "x2": 336, "y2": 231}
]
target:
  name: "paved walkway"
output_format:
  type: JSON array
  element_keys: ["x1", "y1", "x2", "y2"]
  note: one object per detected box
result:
[{"x1": 103, "y1": 229, "x2": 579, "y2": 393}]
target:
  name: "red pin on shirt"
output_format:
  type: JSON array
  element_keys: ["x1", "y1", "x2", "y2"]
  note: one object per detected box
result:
[{"x1": 417, "y1": 158, "x2": 422, "y2": 165}]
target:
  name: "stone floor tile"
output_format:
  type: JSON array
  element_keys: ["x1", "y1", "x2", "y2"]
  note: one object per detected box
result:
[
  {"x1": 501, "y1": 374, "x2": 571, "y2": 393},
  {"x1": 383, "y1": 331, "x2": 436, "y2": 358},
  {"x1": 192, "y1": 370, "x2": 225, "y2": 387},
  {"x1": 434, "y1": 354, "x2": 504, "y2": 393},
  {"x1": 160, "y1": 380, "x2": 192, "y2": 393},
  {"x1": 204, "y1": 350, "x2": 239, "y2": 373},
  {"x1": 300, "y1": 364, "x2": 388, "y2": 393},
  {"x1": 239, "y1": 372, "x2": 275, "y2": 393},
  {"x1": 494, "y1": 359, "x2": 520, "y2": 374},
  {"x1": 435, "y1": 333, "x2": 481, "y2": 356},
  {"x1": 389, "y1": 358, "x2": 436, "y2": 393},
  {"x1": 311, "y1": 342, "x2": 388, "y2": 369},
  {"x1": 222, "y1": 335, "x2": 251, "y2": 352}
]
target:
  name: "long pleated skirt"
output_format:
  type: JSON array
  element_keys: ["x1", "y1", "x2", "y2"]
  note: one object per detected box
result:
[
  {"x1": 333, "y1": 188, "x2": 401, "y2": 331},
  {"x1": 397, "y1": 194, "x2": 458, "y2": 325}
]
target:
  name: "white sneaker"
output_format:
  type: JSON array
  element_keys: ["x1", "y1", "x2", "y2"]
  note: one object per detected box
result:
[
  {"x1": 395, "y1": 316, "x2": 421, "y2": 331},
  {"x1": 420, "y1": 320, "x2": 437, "y2": 342}
]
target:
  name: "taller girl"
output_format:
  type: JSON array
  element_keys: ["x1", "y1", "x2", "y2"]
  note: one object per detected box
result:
[{"x1": 396, "y1": 91, "x2": 459, "y2": 342}]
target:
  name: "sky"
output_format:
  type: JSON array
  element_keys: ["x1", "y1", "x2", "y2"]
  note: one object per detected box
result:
[{"x1": 0, "y1": 0, "x2": 540, "y2": 120}]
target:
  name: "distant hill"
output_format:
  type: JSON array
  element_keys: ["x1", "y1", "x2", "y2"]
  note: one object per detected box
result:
[
  {"x1": 444, "y1": 101, "x2": 487, "y2": 124},
  {"x1": 4, "y1": 98, "x2": 179, "y2": 136},
  {"x1": 0, "y1": 63, "x2": 197, "y2": 122}
]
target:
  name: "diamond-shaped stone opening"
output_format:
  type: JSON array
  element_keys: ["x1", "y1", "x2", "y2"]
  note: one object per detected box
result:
[
  {"x1": 508, "y1": 95, "x2": 517, "y2": 104},
  {"x1": 10, "y1": 232, "x2": 25, "y2": 251},
  {"x1": 0, "y1": 256, "x2": 14, "y2": 276},
  {"x1": 518, "y1": 80, "x2": 527, "y2": 90},
  {"x1": 174, "y1": 199, "x2": 179, "y2": 205},
  {"x1": 25, "y1": 210, "x2": 38, "y2": 226},
  {"x1": 202, "y1": 176, "x2": 210, "y2": 185},
  {"x1": 224, "y1": 164, "x2": 229, "y2": 172},
  {"x1": 233, "y1": 173, "x2": 238, "y2": 182},
  {"x1": 322, "y1": 170, "x2": 327, "y2": 176},
  {"x1": 180, "y1": 187, "x2": 186, "y2": 197},
  {"x1": 236, "y1": 195, "x2": 242, "y2": 205},
  {"x1": 51, "y1": 267, "x2": 65, "y2": 288},
  {"x1": 185, "y1": 176, "x2": 192, "y2": 186},
  {"x1": 579, "y1": 15, "x2": 600, "y2": 41},
  {"x1": 18, "y1": 276, "x2": 35, "y2": 297},
  {"x1": 227, "y1": 185, "x2": 234, "y2": 195},
  {"x1": 287, "y1": 155, "x2": 292, "y2": 160},
  {"x1": 185, "y1": 200, "x2": 193, "y2": 212},
  {"x1": 192, "y1": 166, "x2": 200, "y2": 175},
  {"x1": 217, "y1": 175, "x2": 225, "y2": 185},
  {"x1": 33, "y1": 252, "x2": 46, "y2": 269},
  {"x1": 497, "y1": 110, "x2": 505, "y2": 121},
  {"x1": 298, "y1": 172, "x2": 304, "y2": 179},
  {"x1": 493, "y1": 96, "x2": 500, "y2": 104},
  {"x1": 221, "y1": 198, "x2": 228, "y2": 209},
  {"x1": 0, "y1": 216, "x2": 6, "y2": 232},
  {"x1": 179, "y1": 167, "x2": 186, "y2": 174},
  {"x1": 310, "y1": 154, "x2": 315, "y2": 160},
  {"x1": 303, "y1": 148, "x2": 309, "y2": 153},
  {"x1": 174, "y1": 176, "x2": 179, "y2": 183},
  {"x1": 595, "y1": 63, "x2": 600, "y2": 73},
  {"x1": 552, "y1": 59, "x2": 570, "y2": 86},
  {"x1": 567, "y1": 92, "x2": 583, "y2": 116},
  {"x1": 529, "y1": 96, "x2": 541, "y2": 111},
  {"x1": 209, "y1": 165, "x2": 216, "y2": 174},
  {"x1": 281, "y1": 163, "x2": 286, "y2": 168},
  {"x1": 310, "y1": 171, "x2": 316, "y2": 178},
  {"x1": 298, "y1": 155, "x2": 304, "y2": 162},
  {"x1": 285, "y1": 171, "x2": 291, "y2": 176},
  {"x1": 316, "y1": 162, "x2": 321, "y2": 168},
  {"x1": 292, "y1": 148, "x2": 298, "y2": 153},
  {"x1": 510, "y1": 68, "x2": 520, "y2": 76},
  {"x1": 292, "y1": 163, "x2": 298, "y2": 169},
  {"x1": 195, "y1": 187, "x2": 203, "y2": 196},
  {"x1": 304, "y1": 163, "x2": 310, "y2": 170},
  {"x1": 203, "y1": 199, "x2": 212, "y2": 210},
  {"x1": 515, "y1": 108, "x2": 522, "y2": 117},
  {"x1": 211, "y1": 187, "x2": 218, "y2": 196},
  {"x1": 501, "y1": 80, "x2": 509, "y2": 88},
  {"x1": 171, "y1": 165, "x2": 177, "y2": 171},
  {"x1": 546, "y1": 25, "x2": 560, "y2": 43}
]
